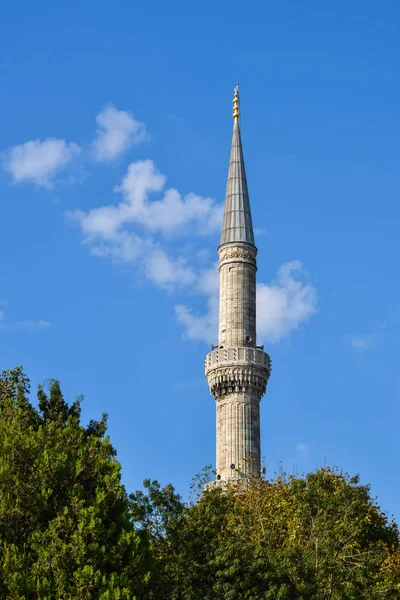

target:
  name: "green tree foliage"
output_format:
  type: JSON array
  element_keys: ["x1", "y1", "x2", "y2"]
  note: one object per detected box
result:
[
  {"x1": 1, "y1": 367, "x2": 399, "y2": 599},
  {"x1": 0, "y1": 367, "x2": 151, "y2": 599},
  {"x1": 132, "y1": 469, "x2": 400, "y2": 599},
  {"x1": 130, "y1": 479, "x2": 187, "y2": 598}
]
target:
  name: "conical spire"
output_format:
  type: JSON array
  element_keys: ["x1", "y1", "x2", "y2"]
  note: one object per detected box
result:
[{"x1": 220, "y1": 85, "x2": 255, "y2": 247}]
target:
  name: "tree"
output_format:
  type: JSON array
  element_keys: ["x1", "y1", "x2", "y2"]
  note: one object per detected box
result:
[
  {"x1": 130, "y1": 479, "x2": 187, "y2": 598},
  {"x1": 132, "y1": 469, "x2": 400, "y2": 599},
  {"x1": 209, "y1": 469, "x2": 400, "y2": 599},
  {"x1": 130, "y1": 468, "x2": 234, "y2": 600},
  {"x1": 0, "y1": 367, "x2": 151, "y2": 599},
  {"x1": 1, "y1": 367, "x2": 399, "y2": 598}
]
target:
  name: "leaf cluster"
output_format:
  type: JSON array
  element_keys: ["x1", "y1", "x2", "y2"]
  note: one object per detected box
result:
[
  {"x1": 0, "y1": 367, "x2": 151, "y2": 599},
  {"x1": 1, "y1": 367, "x2": 399, "y2": 599},
  {"x1": 133, "y1": 469, "x2": 400, "y2": 599}
]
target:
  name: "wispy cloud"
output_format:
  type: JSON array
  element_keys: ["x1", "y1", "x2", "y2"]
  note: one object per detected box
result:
[
  {"x1": 350, "y1": 334, "x2": 376, "y2": 350},
  {"x1": 14, "y1": 320, "x2": 50, "y2": 331},
  {"x1": 254, "y1": 227, "x2": 267, "y2": 237},
  {"x1": 257, "y1": 261, "x2": 317, "y2": 342},
  {"x1": 175, "y1": 298, "x2": 218, "y2": 344},
  {"x1": 296, "y1": 442, "x2": 311, "y2": 456},
  {"x1": 2, "y1": 138, "x2": 81, "y2": 188},
  {"x1": 176, "y1": 261, "x2": 317, "y2": 345},
  {"x1": 67, "y1": 148, "x2": 316, "y2": 343},
  {"x1": 145, "y1": 248, "x2": 195, "y2": 291},
  {"x1": 68, "y1": 159, "x2": 223, "y2": 240},
  {"x1": 1, "y1": 104, "x2": 148, "y2": 189},
  {"x1": 0, "y1": 305, "x2": 50, "y2": 332},
  {"x1": 92, "y1": 104, "x2": 149, "y2": 162},
  {"x1": 175, "y1": 265, "x2": 219, "y2": 343},
  {"x1": 3, "y1": 104, "x2": 317, "y2": 345},
  {"x1": 67, "y1": 158, "x2": 224, "y2": 294}
]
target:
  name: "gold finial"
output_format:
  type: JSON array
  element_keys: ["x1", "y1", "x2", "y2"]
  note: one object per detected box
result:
[{"x1": 232, "y1": 83, "x2": 240, "y2": 121}]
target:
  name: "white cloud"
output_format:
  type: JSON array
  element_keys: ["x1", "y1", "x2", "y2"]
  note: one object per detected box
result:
[
  {"x1": 174, "y1": 264, "x2": 219, "y2": 343},
  {"x1": 2, "y1": 138, "x2": 81, "y2": 188},
  {"x1": 92, "y1": 104, "x2": 148, "y2": 162},
  {"x1": 175, "y1": 295, "x2": 218, "y2": 344},
  {"x1": 176, "y1": 261, "x2": 317, "y2": 345},
  {"x1": 350, "y1": 335, "x2": 376, "y2": 350},
  {"x1": 57, "y1": 108, "x2": 317, "y2": 345},
  {"x1": 0, "y1": 305, "x2": 50, "y2": 332},
  {"x1": 86, "y1": 231, "x2": 144, "y2": 263},
  {"x1": 68, "y1": 159, "x2": 223, "y2": 293},
  {"x1": 1, "y1": 104, "x2": 146, "y2": 188},
  {"x1": 145, "y1": 248, "x2": 195, "y2": 290},
  {"x1": 114, "y1": 160, "x2": 223, "y2": 235},
  {"x1": 196, "y1": 264, "x2": 219, "y2": 297},
  {"x1": 257, "y1": 261, "x2": 317, "y2": 342},
  {"x1": 69, "y1": 159, "x2": 222, "y2": 241},
  {"x1": 296, "y1": 442, "x2": 311, "y2": 456}
]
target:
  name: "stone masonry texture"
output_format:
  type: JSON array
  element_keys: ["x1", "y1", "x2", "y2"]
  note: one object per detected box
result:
[{"x1": 205, "y1": 96, "x2": 271, "y2": 486}]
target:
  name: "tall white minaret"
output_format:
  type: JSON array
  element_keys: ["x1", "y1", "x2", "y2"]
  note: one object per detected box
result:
[{"x1": 205, "y1": 86, "x2": 271, "y2": 484}]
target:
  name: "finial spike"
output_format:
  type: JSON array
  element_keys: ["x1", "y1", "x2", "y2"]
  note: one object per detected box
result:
[
  {"x1": 221, "y1": 84, "x2": 254, "y2": 247},
  {"x1": 233, "y1": 83, "x2": 240, "y2": 121}
]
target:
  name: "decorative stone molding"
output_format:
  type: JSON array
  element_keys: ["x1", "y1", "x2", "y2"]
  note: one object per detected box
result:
[
  {"x1": 218, "y1": 243, "x2": 257, "y2": 269},
  {"x1": 205, "y1": 346, "x2": 269, "y2": 369},
  {"x1": 205, "y1": 346, "x2": 271, "y2": 398}
]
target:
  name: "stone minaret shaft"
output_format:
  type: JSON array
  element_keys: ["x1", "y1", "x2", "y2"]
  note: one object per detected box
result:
[{"x1": 205, "y1": 86, "x2": 271, "y2": 483}]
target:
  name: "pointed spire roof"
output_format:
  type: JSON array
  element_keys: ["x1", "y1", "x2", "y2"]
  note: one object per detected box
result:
[{"x1": 220, "y1": 85, "x2": 255, "y2": 247}]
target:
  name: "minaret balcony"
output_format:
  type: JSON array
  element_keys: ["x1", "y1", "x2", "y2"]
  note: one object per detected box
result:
[{"x1": 205, "y1": 346, "x2": 271, "y2": 398}]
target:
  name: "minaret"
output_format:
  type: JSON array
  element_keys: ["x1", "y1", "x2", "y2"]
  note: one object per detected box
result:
[{"x1": 205, "y1": 86, "x2": 271, "y2": 485}]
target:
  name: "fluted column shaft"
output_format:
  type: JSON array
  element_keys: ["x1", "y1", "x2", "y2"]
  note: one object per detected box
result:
[
  {"x1": 214, "y1": 242, "x2": 260, "y2": 479},
  {"x1": 216, "y1": 392, "x2": 260, "y2": 479},
  {"x1": 218, "y1": 243, "x2": 257, "y2": 349}
]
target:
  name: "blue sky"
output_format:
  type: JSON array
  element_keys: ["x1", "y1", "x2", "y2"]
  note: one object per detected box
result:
[{"x1": 0, "y1": 1, "x2": 399, "y2": 520}]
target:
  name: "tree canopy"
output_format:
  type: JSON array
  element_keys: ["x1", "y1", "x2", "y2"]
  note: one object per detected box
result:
[
  {"x1": 0, "y1": 367, "x2": 399, "y2": 599},
  {"x1": 0, "y1": 367, "x2": 151, "y2": 599},
  {"x1": 130, "y1": 468, "x2": 400, "y2": 599}
]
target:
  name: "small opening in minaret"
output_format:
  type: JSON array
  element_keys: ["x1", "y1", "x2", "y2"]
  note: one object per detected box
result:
[
  {"x1": 245, "y1": 336, "x2": 252, "y2": 343},
  {"x1": 219, "y1": 345, "x2": 224, "y2": 349}
]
